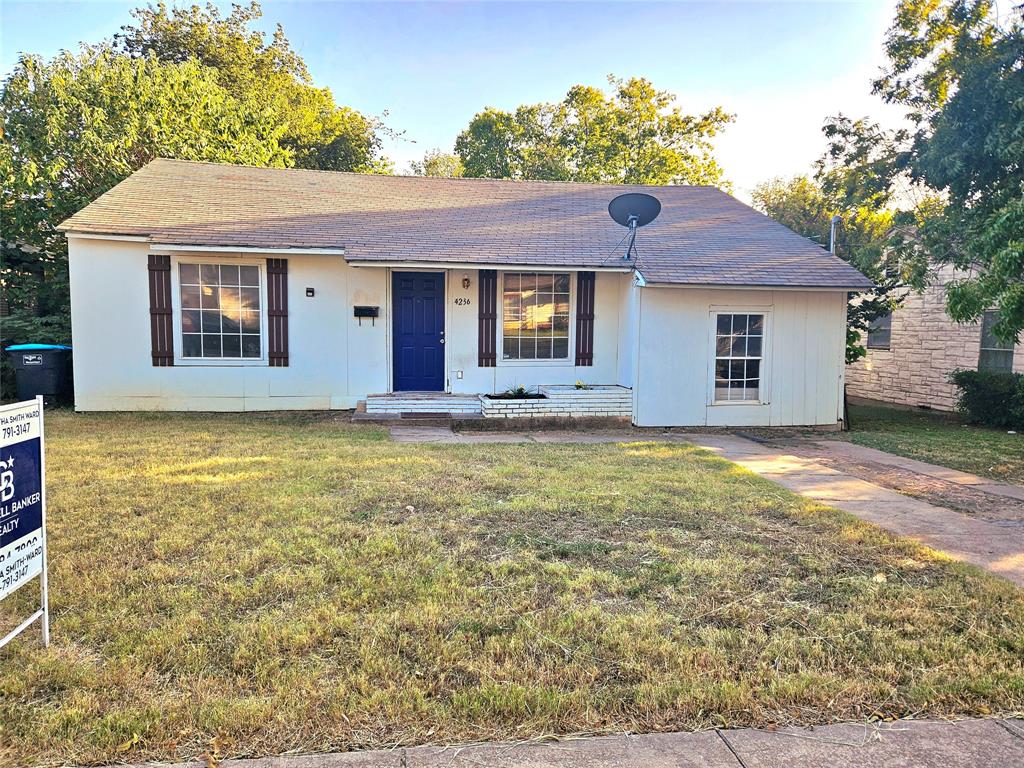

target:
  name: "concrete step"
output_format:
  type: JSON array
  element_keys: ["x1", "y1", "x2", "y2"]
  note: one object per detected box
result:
[{"x1": 366, "y1": 392, "x2": 483, "y2": 415}]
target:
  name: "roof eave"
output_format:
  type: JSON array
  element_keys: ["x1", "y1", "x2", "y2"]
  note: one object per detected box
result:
[
  {"x1": 345, "y1": 258, "x2": 633, "y2": 273},
  {"x1": 640, "y1": 280, "x2": 874, "y2": 292}
]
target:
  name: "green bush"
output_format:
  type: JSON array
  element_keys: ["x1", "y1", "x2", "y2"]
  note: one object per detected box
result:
[{"x1": 949, "y1": 369, "x2": 1024, "y2": 429}]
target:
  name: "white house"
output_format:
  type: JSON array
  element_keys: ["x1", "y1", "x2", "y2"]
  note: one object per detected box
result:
[{"x1": 60, "y1": 159, "x2": 871, "y2": 427}]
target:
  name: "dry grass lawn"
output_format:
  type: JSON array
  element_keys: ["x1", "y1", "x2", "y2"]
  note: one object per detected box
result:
[
  {"x1": 1, "y1": 412, "x2": 1023, "y2": 766},
  {"x1": 847, "y1": 403, "x2": 1024, "y2": 484}
]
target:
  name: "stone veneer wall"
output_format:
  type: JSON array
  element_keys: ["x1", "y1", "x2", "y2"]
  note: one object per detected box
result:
[{"x1": 846, "y1": 265, "x2": 1024, "y2": 411}]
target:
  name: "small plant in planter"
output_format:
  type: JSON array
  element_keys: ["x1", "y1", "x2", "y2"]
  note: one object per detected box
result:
[
  {"x1": 574, "y1": 380, "x2": 592, "y2": 390},
  {"x1": 486, "y1": 384, "x2": 546, "y2": 400}
]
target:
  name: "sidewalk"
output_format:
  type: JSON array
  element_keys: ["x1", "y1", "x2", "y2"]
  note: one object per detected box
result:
[{"x1": 129, "y1": 718, "x2": 1024, "y2": 767}]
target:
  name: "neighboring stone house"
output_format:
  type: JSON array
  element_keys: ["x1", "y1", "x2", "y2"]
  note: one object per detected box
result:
[{"x1": 846, "y1": 265, "x2": 1024, "y2": 411}]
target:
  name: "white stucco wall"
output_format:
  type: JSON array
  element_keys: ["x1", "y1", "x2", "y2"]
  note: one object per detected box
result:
[
  {"x1": 69, "y1": 237, "x2": 848, "y2": 426},
  {"x1": 69, "y1": 238, "x2": 388, "y2": 411},
  {"x1": 68, "y1": 238, "x2": 630, "y2": 411},
  {"x1": 448, "y1": 270, "x2": 625, "y2": 395},
  {"x1": 632, "y1": 287, "x2": 848, "y2": 427}
]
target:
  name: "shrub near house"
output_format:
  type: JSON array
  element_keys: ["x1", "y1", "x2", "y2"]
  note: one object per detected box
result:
[{"x1": 950, "y1": 369, "x2": 1024, "y2": 430}]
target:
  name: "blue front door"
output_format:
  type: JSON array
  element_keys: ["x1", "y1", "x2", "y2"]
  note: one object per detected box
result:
[{"x1": 392, "y1": 272, "x2": 445, "y2": 391}]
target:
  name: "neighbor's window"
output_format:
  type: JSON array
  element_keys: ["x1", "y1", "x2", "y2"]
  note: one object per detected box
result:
[
  {"x1": 867, "y1": 313, "x2": 892, "y2": 350},
  {"x1": 502, "y1": 272, "x2": 571, "y2": 360},
  {"x1": 714, "y1": 313, "x2": 764, "y2": 402},
  {"x1": 979, "y1": 310, "x2": 1014, "y2": 373},
  {"x1": 179, "y1": 263, "x2": 263, "y2": 359}
]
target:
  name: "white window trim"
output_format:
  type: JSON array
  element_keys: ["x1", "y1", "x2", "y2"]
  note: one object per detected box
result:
[
  {"x1": 707, "y1": 307, "x2": 772, "y2": 406},
  {"x1": 170, "y1": 255, "x2": 271, "y2": 367},
  {"x1": 497, "y1": 270, "x2": 576, "y2": 367}
]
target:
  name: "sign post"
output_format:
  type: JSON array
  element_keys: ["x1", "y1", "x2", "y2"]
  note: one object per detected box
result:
[{"x1": 0, "y1": 396, "x2": 49, "y2": 649}]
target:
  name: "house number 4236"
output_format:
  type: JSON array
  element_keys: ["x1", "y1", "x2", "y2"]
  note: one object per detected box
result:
[{"x1": 454, "y1": 298, "x2": 471, "y2": 306}]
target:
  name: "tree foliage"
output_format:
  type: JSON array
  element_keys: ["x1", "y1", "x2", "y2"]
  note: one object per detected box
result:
[
  {"x1": 0, "y1": 2, "x2": 389, "y2": 371},
  {"x1": 1, "y1": 50, "x2": 291, "y2": 351},
  {"x1": 455, "y1": 76, "x2": 733, "y2": 187},
  {"x1": 409, "y1": 149, "x2": 465, "y2": 178},
  {"x1": 759, "y1": 0, "x2": 1024, "y2": 362},
  {"x1": 842, "y1": 0, "x2": 1023, "y2": 341},
  {"x1": 752, "y1": 175, "x2": 903, "y2": 363},
  {"x1": 112, "y1": 2, "x2": 390, "y2": 173}
]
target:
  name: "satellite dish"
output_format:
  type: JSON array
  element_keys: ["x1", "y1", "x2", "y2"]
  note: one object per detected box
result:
[
  {"x1": 607, "y1": 192, "x2": 661, "y2": 261},
  {"x1": 608, "y1": 192, "x2": 662, "y2": 228}
]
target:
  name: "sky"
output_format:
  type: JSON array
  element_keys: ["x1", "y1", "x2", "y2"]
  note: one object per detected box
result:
[{"x1": 0, "y1": 0, "x2": 910, "y2": 201}]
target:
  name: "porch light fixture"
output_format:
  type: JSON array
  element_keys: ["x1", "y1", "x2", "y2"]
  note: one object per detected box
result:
[{"x1": 462, "y1": 276, "x2": 471, "y2": 289}]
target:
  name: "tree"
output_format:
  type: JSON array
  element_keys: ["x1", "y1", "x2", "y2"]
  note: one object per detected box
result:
[
  {"x1": 855, "y1": 0, "x2": 1023, "y2": 341},
  {"x1": 0, "y1": 50, "x2": 290, "y2": 357},
  {"x1": 1, "y1": 1, "x2": 391, "y2": 381},
  {"x1": 111, "y1": 2, "x2": 391, "y2": 174},
  {"x1": 409, "y1": 149, "x2": 464, "y2": 178},
  {"x1": 455, "y1": 76, "x2": 733, "y2": 187},
  {"x1": 752, "y1": 175, "x2": 903, "y2": 363}
]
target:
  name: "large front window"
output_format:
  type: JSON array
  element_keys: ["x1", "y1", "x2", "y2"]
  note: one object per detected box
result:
[
  {"x1": 502, "y1": 272, "x2": 571, "y2": 360},
  {"x1": 179, "y1": 263, "x2": 263, "y2": 359},
  {"x1": 714, "y1": 313, "x2": 764, "y2": 402}
]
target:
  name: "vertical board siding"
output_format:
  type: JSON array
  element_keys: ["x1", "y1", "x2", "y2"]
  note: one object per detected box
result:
[
  {"x1": 635, "y1": 287, "x2": 845, "y2": 427},
  {"x1": 478, "y1": 269, "x2": 497, "y2": 367},
  {"x1": 147, "y1": 254, "x2": 174, "y2": 366},
  {"x1": 267, "y1": 258, "x2": 289, "y2": 367},
  {"x1": 575, "y1": 271, "x2": 595, "y2": 366}
]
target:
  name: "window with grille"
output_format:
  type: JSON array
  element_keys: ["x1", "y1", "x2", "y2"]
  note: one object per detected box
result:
[
  {"x1": 179, "y1": 263, "x2": 263, "y2": 359},
  {"x1": 714, "y1": 313, "x2": 765, "y2": 402},
  {"x1": 501, "y1": 272, "x2": 571, "y2": 360}
]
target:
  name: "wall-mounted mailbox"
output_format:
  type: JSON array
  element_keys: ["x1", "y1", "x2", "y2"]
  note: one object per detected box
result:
[{"x1": 354, "y1": 305, "x2": 379, "y2": 326}]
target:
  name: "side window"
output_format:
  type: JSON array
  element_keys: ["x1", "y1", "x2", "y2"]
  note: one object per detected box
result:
[
  {"x1": 979, "y1": 310, "x2": 1014, "y2": 373},
  {"x1": 867, "y1": 313, "x2": 892, "y2": 350},
  {"x1": 714, "y1": 313, "x2": 765, "y2": 402}
]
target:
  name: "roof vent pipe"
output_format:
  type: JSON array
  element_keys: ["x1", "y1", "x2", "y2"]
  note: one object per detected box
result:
[{"x1": 829, "y1": 214, "x2": 842, "y2": 254}]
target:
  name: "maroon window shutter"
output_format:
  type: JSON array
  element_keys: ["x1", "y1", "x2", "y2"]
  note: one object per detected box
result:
[
  {"x1": 148, "y1": 254, "x2": 174, "y2": 367},
  {"x1": 478, "y1": 269, "x2": 497, "y2": 367},
  {"x1": 267, "y1": 258, "x2": 289, "y2": 367},
  {"x1": 575, "y1": 271, "x2": 595, "y2": 366}
]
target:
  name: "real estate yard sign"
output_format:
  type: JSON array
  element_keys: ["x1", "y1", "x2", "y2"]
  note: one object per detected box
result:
[{"x1": 0, "y1": 397, "x2": 49, "y2": 649}]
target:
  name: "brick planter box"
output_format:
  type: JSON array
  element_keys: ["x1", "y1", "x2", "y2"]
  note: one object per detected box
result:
[{"x1": 480, "y1": 385, "x2": 632, "y2": 419}]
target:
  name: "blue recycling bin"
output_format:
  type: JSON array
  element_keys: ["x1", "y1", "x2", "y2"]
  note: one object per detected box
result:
[{"x1": 5, "y1": 344, "x2": 73, "y2": 404}]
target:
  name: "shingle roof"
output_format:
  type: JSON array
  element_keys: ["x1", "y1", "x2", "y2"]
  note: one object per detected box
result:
[{"x1": 59, "y1": 158, "x2": 872, "y2": 289}]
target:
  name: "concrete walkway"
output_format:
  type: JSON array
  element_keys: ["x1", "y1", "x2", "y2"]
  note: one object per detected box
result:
[
  {"x1": 687, "y1": 434, "x2": 1024, "y2": 587},
  {"x1": 389, "y1": 426, "x2": 1024, "y2": 586},
  {"x1": 131, "y1": 718, "x2": 1024, "y2": 767}
]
